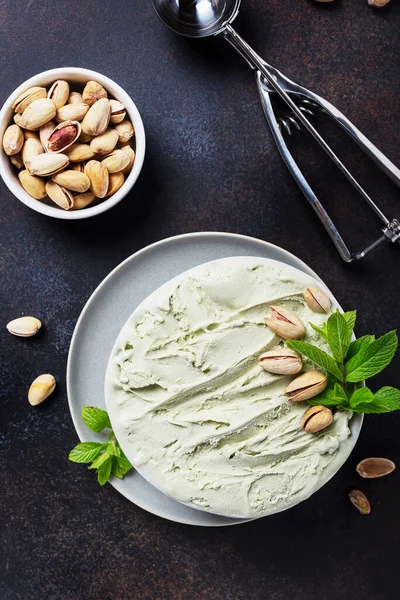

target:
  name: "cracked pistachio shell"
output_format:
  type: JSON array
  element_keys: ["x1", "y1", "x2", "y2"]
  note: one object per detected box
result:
[
  {"x1": 28, "y1": 374, "x2": 56, "y2": 406},
  {"x1": 356, "y1": 458, "x2": 395, "y2": 479},
  {"x1": 68, "y1": 92, "x2": 83, "y2": 105},
  {"x1": 120, "y1": 144, "x2": 135, "y2": 175},
  {"x1": 52, "y1": 170, "x2": 90, "y2": 193},
  {"x1": 90, "y1": 128, "x2": 119, "y2": 156},
  {"x1": 84, "y1": 160, "x2": 109, "y2": 198},
  {"x1": 6, "y1": 316, "x2": 42, "y2": 337},
  {"x1": 19, "y1": 98, "x2": 57, "y2": 130},
  {"x1": 285, "y1": 370, "x2": 327, "y2": 402},
  {"x1": 264, "y1": 306, "x2": 306, "y2": 340},
  {"x1": 304, "y1": 287, "x2": 331, "y2": 314},
  {"x1": 349, "y1": 490, "x2": 371, "y2": 515},
  {"x1": 259, "y1": 348, "x2": 302, "y2": 375},
  {"x1": 2, "y1": 124, "x2": 24, "y2": 155},
  {"x1": 109, "y1": 99, "x2": 126, "y2": 124},
  {"x1": 45, "y1": 181, "x2": 74, "y2": 210},
  {"x1": 81, "y1": 98, "x2": 111, "y2": 136},
  {"x1": 56, "y1": 103, "x2": 89, "y2": 123},
  {"x1": 106, "y1": 172, "x2": 125, "y2": 197},
  {"x1": 22, "y1": 137, "x2": 45, "y2": 171},
  {"x1": 71, "y1": 191, "x2": 96, "y2": 210},
  {"x1": 47, "y1": 80, "x2": 70, "y2": 109},
  {"x1": 114, "y1": 120, "x2": 134, "y2": 143},
  {"x1": 82, "y1": 81, "x2": 108, "y2": 106},
  {"x1": 29, "y1": 152, "x2": 69, "y2": 176},
  {"x1": 12, "y1": 86, "x2": 47, "y2": 114},
  {"x1": 18, "y1": 169, "x2": 47, "y2": 199},
  {"x1": 302, "y1": 405, "x2": 333, "y2": 433},
  {"x1": 47, "y1": 120, "x2": 81, "y2": 153},
  {"x1": 102, "y1": 149, "x2": 130, "y2": 173},
  {"x1": 65, "y1": 143, "x2": 95, "y2": 163}
]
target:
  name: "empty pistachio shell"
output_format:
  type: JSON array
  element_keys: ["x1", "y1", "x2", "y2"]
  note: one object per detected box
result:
[
  {"x1": 22, "y1": 137, "x2": 44, "y2": 171},
  {"x1": 120, "y1": 144, "x2": 136, "y2": 175},
  {"x1": 102, "y1": 149, "x2": 130, "y2": 173},
  {"x1": 115, "y1": 120, "x2": 134, "y2": 143},
  {"x1": 2, "y1": 124, "x2": 24, "y2": 155},
  {"x1": 47, "y1": 120, "x2": 81, "y2": 153},
  {"x1": 82, "y1": 80, "x2": 108, "y2": 106},
  {"x1": 10, "y1": 152, "x2": 24, "y2": 170},
  {"x1": 90, "y1": 128, "x2": 119, "y2": 156},
  {"x1": 52, "y1": 170, "x2": 90, "y2": 193},
  {"x1": 48, "y1": 80, "x2": 70, "y2": 109},
  {"x1": 72, "y1": 191, "x2": 96, "y2": 210},
  {"x1": 6, "y1": 316, "x2": 42, "y2": 337},
  {"x1": 259, "y1": 348, "x2": 302, "y2": 375},
  {"x1": 39, "y1": 120, "x2": 56, "y2": 151},
  {"x1": 81, "y1": 98, "x2": 111, "y2": 136},
  {"x1": 28, "y1": 374, "x2": 56, "y2": 406},
  {"x1": 264, "y1": 306, "x2": 306, "y2": 340},
  {"x1": 56, "y1": 103, "x2": 89, "y2": 123},
  {"x1": 12, "y1": 86, "x2": 47, "y2": 114},
  {"x1": 356, "y1": 457, "x2": 395, "y2": 478},
  {"x1": 109, "y1": 99, "x2": 126, "y2": 124},
  {"x1": 45, "y1": 181, "x2": 74, "y2": 210},
  {"x1": 285, "y1": 370, "x2": 327, "y2": 402},
  {"x1": 65, "y1": 143, "x2": 95, "y2": 163},
  {"x1": 84, "y1": 160, "x2": 109, "y2": 198},
  {"x1": 18, "y1": 170, "x2": 47, "y2": 199},
  {"x1": 106, "y1": 172, "x2": 125, "y2": 196},
  {"x1": 19, "y1": 98, "x2": 57, "y2": 130},
  {"x1": 349, "y1": 490, "x2": 371, "y2": 515},
  {"x1": 29, "y1": 152, "x2": 69, "y2": 176},
  {"x1": 304, "y1": 288, "x2": 331, "y2": 314},
  {"x1": 302, "y1": 405, "x2": 333, "y2": 433}
]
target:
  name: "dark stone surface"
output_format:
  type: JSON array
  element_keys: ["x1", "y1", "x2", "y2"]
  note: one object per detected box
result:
[{"x1": 1, "y1": 1, "x2": 400, "y2": 599}]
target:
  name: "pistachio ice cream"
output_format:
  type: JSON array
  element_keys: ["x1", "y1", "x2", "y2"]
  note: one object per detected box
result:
[{"x1": 105, "y1": 257, "x2": 354, "y2": 518}]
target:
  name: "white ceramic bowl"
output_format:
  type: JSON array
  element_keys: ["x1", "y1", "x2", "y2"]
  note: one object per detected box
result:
[{"x1": 0, "y1": 67, "x2": 145, "y2": 219}]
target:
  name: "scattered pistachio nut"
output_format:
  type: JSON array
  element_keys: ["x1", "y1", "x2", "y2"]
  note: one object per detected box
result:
[
  {"x1": 28, "y1": 374, "x2": 56, "y2": 406},
  {"x1": 102, "y1": 149, "x2": 130, "y2": 173},
  {"x1": 368, "y1": 0, "x2": 390, "y2": 6},
  {"x1": 52, "y1": 170, "x2": 90, "y2": 193},
  {"x1": 82, "y1": 80, "x2": 108, "y2": 106},
  {"x1": 72, "y1": 191, "x2": 96, "y2": 210},
  {"x1": 6, "y1": 316, "x2": 42, "y2": 337},
  {"x1": 2, "y1": 124, "x2": 24, "y2": 155},
  {"x1": 90, "y1": 128, "x2": 119, "y2": 156},
  {"x1": 56, "y1": 103, "x2": 89, "y2": 123},
  {"x1": 304, "y1": 288, "x2": 331, "y2": 314},
  {"x1": 258, "y1": 347, "x2": 302, "y2": 375},
  {"x1": 19, "y1": 98, "x2": 57, "y2": 130},
  {"x1": 356, "y1": 457, "x2": 395, "y2": 479},
  {"x1": 18, "y1": 169, "x2": 47, "y2": 199},
  {"x1": 47, "y1": 120, "x2": 81, "y2": 153},
  {"x1": 48, "y1": 80, "x2": 70, "y2": 109},
  {"x1": 109, "y1": 99, "x2": 126, "y2": 124},
  {"x1": 81, "y1": 98, "x2": 111, "y2": 136},
  {"x1": 115, "y1": 120, "x2": 134, "y2": 143},
  {"x1": 106, "y1": 172, "x2": 125, "y2": 196},
  {"x1": 348, "y1": 489, "x2": 371, "y2": 515},
  {"x1": 29, "y1": 152, "x2": 69, "y2": 176},
  {"x1": 302, "y1": 405, "x2": 333, "y2": 433},
  {"x1": 264, "y1": 306, "x2": 306, "y2": 340},
  {"x1": 84, "y1": 160, "x2": 109, "y2": 198},
  {"x1": 285, "y1": 370, "x2": 327, "y2": 402},
  {"x1": 45, "y1": 181, "x2": 74, "y2": 210},
  {"x1": 68, "y1": 91, "x2": 83, "y2": 105},
  {"x1": 12, "y1": 86, "x2": 47, "y2": 114},
  {"x1": 65, "y1": 143, "x2": 95, "y2": 163}
]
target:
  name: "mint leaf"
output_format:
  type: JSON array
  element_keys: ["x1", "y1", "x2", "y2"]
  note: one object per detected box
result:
[
  {"x1": 107, "y1": 441, "x2": 122, "y2": 457},
  {"x1": 326, "y1": 310, "x2": 352, "y2": 363},
  {"x1": 88, "y1": 449, "x2": 112, "y2": 470},
  {"x1": 349, "y1": 387, "x2": 374, "y2": 409},
  {"x1": 111, "y1": 456, "x2": 133, "y2": 479},
  {"x1": 68, "y1": 442, "x2": 106, "y2": 464},
  {"x1": 308, "y1": 382, "x2": 349, "y2": 407},
  {"x1": 352, "y1": 387, "x2": 400, "y2": 414},
  {"x1": 97, "y1": 456, "x2": 113, "y2": 485},
  {"x1": 345, "y1": 331, "x2": 398, "y2": 382},
  {"x1": 309, "y1": 321, "x2": 328, "y2": 342},
  {"x1": 82, "y1": 406, "x2": 112, "y2": 432},
  {"x1": 343, "y1": 310, "x2": 357, "y2": 338},
  {"x1": 345, "y1": 335, "x2": 375, "y2": 363},
  {"x1": 286, "y1": 340, "x2": 343, "y2": 380}
]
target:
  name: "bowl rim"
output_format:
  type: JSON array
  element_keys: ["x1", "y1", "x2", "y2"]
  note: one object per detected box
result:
[{"x1": 0, "y1": 67, "x2": 146, "y2": 220}]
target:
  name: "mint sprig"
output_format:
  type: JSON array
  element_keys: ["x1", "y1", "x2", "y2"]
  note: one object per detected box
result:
[
  {"x1": 287, "y1": 310, "x2": 400, "y2": 414},
  {"x1": 69, "y1": 406, "x2": 133, "y2": 485}
]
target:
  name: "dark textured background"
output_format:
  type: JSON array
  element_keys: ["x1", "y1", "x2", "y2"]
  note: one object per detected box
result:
[{"x1": 1, "y1": 1, "x2": 400, "y2": 599}]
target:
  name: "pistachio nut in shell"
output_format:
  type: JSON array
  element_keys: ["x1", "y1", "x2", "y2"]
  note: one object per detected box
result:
[
  {"x1": 81, "y1": 98, "x2": 111, "y2": 136},
  {"x1": 13, "y1": 113, "x2": 26, "y2": 128},
  {"x1": 348, "y1": 490, "x2": 371, "y2": 515},
  {"x1": 47, "y1": 80, "x2": 70, "y2": 109},
  {"x1": 18, "y1": 170, "x2": 47, "y2": 199},
  {"x1": 19, "y1": 98, "x2": 57, "y2": 130},
  {"x1": 29, "y1": 152, "x2": 69, "y2": 176},
  {"x1": 68, "y1": 91, "x2": 84, "y2": 105},
  {"x1": 56, "y1": 103, "x2": 89, "y2": 123},
  {"x1": 45, "y1": 181, "x2": 74, "y2": 210},
  {"x1": 12, "y1": 86, "x2": 47, "y2": 114},
  {"x1": 2, "y1": 124, "x2": 24, "y2": 155},
  {"x1": 72, "y1": 191, "x2": 96, "y2": 210},
  {"x1": 368, "y1": 0, "x2": 391, "y2": 6},
  {"x1": 22, "y1": 137, "x2": 45, "y2": 171},
  {"x1": 120, "y1": 144, "x2": 136, "y2": 175},
  {"x1": 39, "y1": 120, "x2": 56, "y2": 151},
  {"x1": 47, "y1": 120, "x2": 81, "y2": 153},
  {"x1": 28, "y1": 374, "x2": 56, "y2": 406},
  {"x1": 109, "y1": 99, "x2": 126, "y2": 124},
  {"x1": 82, "y1": 80, "x2": 108, "y2": 106},
  {"x1": 304, "y1": 287, "x2": 331, "y2": 314},
  {"x1": 52, "y1": 170, "x2": 90, "y2": 193},
  {"x1": 302, "y1": 405, "x2": 333, "y2": 434},
  {"x1": 258, "y1": 347, "x2": 302, "y2": 375},
  {"x1": 90, "y1": 128, "x2": 119, "y2": 156},
  {"x1": 84, "y1": 160, "x2": 109, "y2": 198},
  {"x1": 264, "y1": 305, "x2": 306, "y2": 340},
  {"x1": 7, "y1": 316, "x2": 42, "y2": 337},
  {"x1": 10, "y1": 152, "x2": 24, "y2": 170},
  {"x1": 285, "y1": 370, "x2": 327, "y2": 402},
  {"x1": 356, "y1": 457, "x2": 395, "y2": 479},
  {"x1": 65, "y1": 143, "x2": 95, "y2": 163},
  {"x1": 102, "y1": 149, "x2": 130, "y2": 173},
  {"x1": 106, "y1": 172, "x2": 125, "y2": 196},
  {"x1": 115, "y1": 120, "x2": 134, "y2": 144}
]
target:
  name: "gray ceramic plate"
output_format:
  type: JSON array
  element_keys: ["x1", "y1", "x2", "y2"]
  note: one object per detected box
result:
[{"x1": 67, "y1": 232, "x2": 363, "y2": 526}]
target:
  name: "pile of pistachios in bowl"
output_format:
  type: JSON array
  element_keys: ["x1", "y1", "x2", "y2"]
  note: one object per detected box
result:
[{"x1": 2, "y1": 80, "x2": 136, "y2": 210}]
